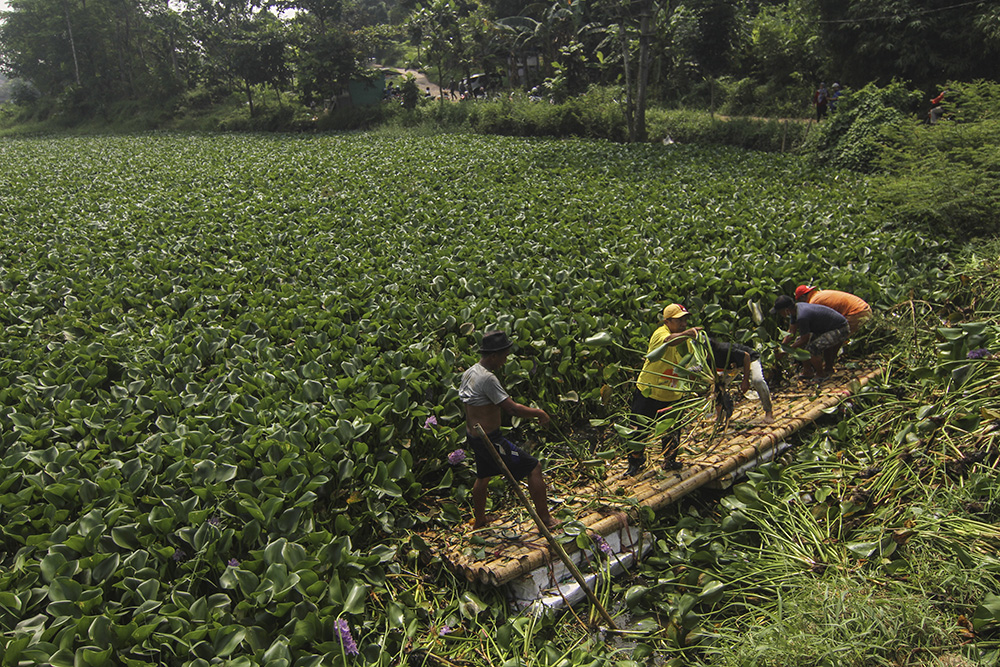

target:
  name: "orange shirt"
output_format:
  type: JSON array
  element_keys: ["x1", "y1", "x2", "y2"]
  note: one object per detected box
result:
[{"x1": 806, "y1": 290, "x2": 870, "y2": 318}]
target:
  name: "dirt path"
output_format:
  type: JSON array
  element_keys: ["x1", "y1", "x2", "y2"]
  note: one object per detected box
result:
[{"x1": 378, "y1": 65, "x2": 455, "y2": 100}]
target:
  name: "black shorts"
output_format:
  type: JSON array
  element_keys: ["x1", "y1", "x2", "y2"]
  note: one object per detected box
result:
[
  {"x1": 466, "y1": 429, "x2": 539, "y2": 480},
  {"x1": 630, "y1": 388, "x2": 678, "y2": 423}
]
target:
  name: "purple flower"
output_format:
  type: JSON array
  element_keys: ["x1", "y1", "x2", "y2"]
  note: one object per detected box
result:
[
  {"x1": 595, "y1": 536, "x2": 612, "y2": 556},
  {"x1": 335, "y1": 618, "x2": 359, "y2": 656},
  {"x1": 447, "y1": 449, "x2": 466, "y2": 465},
  {"x1": 208, "y1": 516, "x2": 221, "y2": 527},
  {"x1": 423, "y1": 415, "x2": 439, "y2": 429},
  {"x1": 968, "y1": 348, "x2": 992, "y2": 360},
  {"x1": 227, "y1": 558, "x2": 240, "y2": 567},
  {"x1": 438, "y1": 626, "x2": 452, "y2": 636},
  {"x1": 172, "y1": 549, "x2": 186, "y2": 562}
]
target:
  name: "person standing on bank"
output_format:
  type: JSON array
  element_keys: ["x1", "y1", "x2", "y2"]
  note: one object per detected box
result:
[
  {"x1": 459, "y1": 331, "x2": 560, "y2": 530},
  {"x1": 626, "y1": 304, "x2": 702, "y2": 477},
  {"x1": 813, "y1": 82, "x2": 829, "y2": 122},
  {"x1": 929, "y1": 90, "x2": 945, "y2": 124},
  {"x1": 829, "y1": 83, "x2": 842, "y2": 112}
]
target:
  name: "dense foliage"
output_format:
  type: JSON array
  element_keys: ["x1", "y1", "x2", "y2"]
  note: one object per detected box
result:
[
  {"x1": 0, "y1": 133, "x2": 950, "y2": 665},
  {"x1": 803, "y1": 79, "x2": 1000, "y2": 241},
  {"x1": 1, "y1": 0, "x2": 997, "y2": 127}
]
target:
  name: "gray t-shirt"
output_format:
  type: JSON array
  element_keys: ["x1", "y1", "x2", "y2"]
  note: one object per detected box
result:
[{"x1": 459, "y1": 362, "x2": 510, "y2": 406}]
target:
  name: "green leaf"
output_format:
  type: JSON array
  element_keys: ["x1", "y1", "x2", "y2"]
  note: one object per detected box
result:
[
  {"x1": 47, "y1": 577, "x2": 82, "y2": 602},
  {"x1": 302, "y1": 379, "x2": 323, "y2": 401},
  {"x1": 624, "y1": 585, "x2": 649, "y2": 608},
  {"x1": 343, "y1": 580, "x2": 368, "y2": 615},
  {"x1": 91, "y1": 553, "x2": 120, "y2": 584},
  {"x1": 698, "y1": 580, "x2": 725, "y2": 604},
  {"x1": 583, "y1": 332, "x2": 614, "y2": 347},
  {"x1": 213, "y1": 626, "x2": 247, "y2": 657},
  {"x1": 644, "y1": 341, "x2": 672, "y2": 362},
  {"x1": 973, "y1": 593, "x2": 1000, "y2": 630},
  {"x1": 0, "y1": 591, "x2": 22, "y2": 613},
  {"x1": 459, "y1": 592, "x2": 486, "y2": 619},
  {"x1": 40, "y1": 553, "x2": 69, "y2": 583},
  {"x1": 846, "y1": 541, "x2": 878, "y2": 558}
]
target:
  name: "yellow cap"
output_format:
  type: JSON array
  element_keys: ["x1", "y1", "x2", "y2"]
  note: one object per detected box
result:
[{"x1": 662, "y1": 303, "x2": 689, "y2": 320}]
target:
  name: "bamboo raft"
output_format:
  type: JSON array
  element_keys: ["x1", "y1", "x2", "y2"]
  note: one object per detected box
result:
[{"x1": 420, "y1": 363, "x2": 883, "y2": 592}]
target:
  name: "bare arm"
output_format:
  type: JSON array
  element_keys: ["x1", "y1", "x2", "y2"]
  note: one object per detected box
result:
[
  {"x1": 791, "y1": 333, "x2": 812, "y2": 349},
  {"x1": 780, "y1": 322, "x2": 798, "y2": 346},
  {"x1": 500, "y1": 398, "x2": 550, "y2": 426},
  {"x1": 663, "y1": 326, "x2": 702, "y2": 346}
]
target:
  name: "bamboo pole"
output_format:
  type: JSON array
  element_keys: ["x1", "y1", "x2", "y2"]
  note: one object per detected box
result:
[{"x1": 473, "y1": 423, "x2": 619, "y2": 630}]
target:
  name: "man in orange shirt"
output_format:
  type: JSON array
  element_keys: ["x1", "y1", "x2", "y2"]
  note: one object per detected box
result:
[{"x1": 794, "y1": 285, "x2": 872, "y2": 335}]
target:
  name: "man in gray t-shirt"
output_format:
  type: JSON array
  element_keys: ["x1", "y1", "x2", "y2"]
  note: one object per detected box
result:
[{"x1": 459, "y1": 331, "x2": 560, "y2": 531}]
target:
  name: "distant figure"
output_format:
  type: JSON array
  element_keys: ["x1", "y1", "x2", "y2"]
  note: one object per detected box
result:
[
  {"x1": 829, "y1": 83, "x2": 842, "y2": 112},
  {"x1": 929, "y1": 90, "x2": 945, "y2": 124},
  {"x1": 813, "y1": 82, "x2": 829, "y2": 122},
  {"x1": 448, "y1": 80, "x2": 458, "y2": 100},
  {"x1": 425, "y1": 87, "x2": 433, "y2": 98}
]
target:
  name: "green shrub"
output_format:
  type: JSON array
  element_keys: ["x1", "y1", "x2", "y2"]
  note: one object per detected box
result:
[
  {"x1": 216, "y1": 104, "x2": 298, "y2": 132},
  {"x1": 646, "y1": 108, "x2": 810, "y2": 151},
  {"x1": 401, "y1": 75, "x2": 420, "y2": 110},
  {"x1": 876, "y1": 118, "x2": 1000, "y2": 241},
  {"x1": 717, "y1": 76, "x2": 757, "y2": 116},
  {"x1": 7, "y1": 78, "x2": 41, "y2": 106},
  {"x1": 463, "y1": 86, "x2": 627, "y2": 141},
  {"x1": 943, "y1": 79, "x2": 1000, "y2": 123},
  {"x1": 800, "y1": 79, "x2": 1000, "y2": 241},
  {"x1": 801, "y1": 80, "x2": 922, "y2": 172}
]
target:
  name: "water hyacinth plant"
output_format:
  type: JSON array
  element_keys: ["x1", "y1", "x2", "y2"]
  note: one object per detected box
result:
[
  {"x1": 0, "y1": 132, "x2": 988, "y2": 666},
  {"x1": 335, "y1": 619, "x2": 359, "y2": 656}
]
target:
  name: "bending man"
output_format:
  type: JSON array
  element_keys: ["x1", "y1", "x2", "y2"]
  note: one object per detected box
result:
[
  {"x1": 771, "y1": 295, "x2": 850, "y2": 379},
  {"x1": 794, "y1": 285, "x2": 871, "y2": 335},
  {"x1": 709, "y1": 337, "x2": 775, "y2": 424}
]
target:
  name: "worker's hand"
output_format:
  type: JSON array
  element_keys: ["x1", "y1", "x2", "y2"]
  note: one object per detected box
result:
[{"x1": 536, "y1": 409, "x2": 551, "y2": 427}]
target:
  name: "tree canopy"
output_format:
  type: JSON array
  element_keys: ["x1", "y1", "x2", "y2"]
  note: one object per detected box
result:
[{"x1": 0, "y1": 0, "x2": 996, "y2": 122}]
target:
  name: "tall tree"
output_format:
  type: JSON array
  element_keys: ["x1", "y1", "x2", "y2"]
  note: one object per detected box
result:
[{"x1": 225, "y1": 12, "x2": 290, "y2": 115}]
